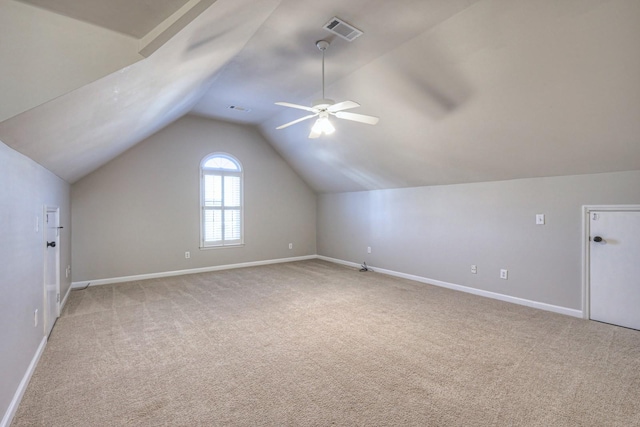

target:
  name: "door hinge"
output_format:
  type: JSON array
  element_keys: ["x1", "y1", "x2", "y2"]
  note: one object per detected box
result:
[{"x1": 57, "y1": 294, "x2": 60, "y2": 303}]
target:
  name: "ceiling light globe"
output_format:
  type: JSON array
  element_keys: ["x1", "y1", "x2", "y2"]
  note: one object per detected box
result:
[{"x1": 321, "y1": 118, "x2": 335, "y2": 134}]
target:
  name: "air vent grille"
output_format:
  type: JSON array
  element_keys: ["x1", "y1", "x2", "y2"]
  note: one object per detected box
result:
[
  {"x1": 322, "y1": 17, "x2": 363, "y2": 42},
  {"x1": 228, "y1": 105, "x2": 251, "y2": 113}
]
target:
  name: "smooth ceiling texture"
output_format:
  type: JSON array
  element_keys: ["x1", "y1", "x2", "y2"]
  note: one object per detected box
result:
[
  {"x1": 1, "y1": 0, "x2": 639, "y2": 192},
  {"x1": 15, "y1": 0, "x2": 190, "y2": 38},
  {"x1": 0, "y1": 0, "x2": 281, "y2": 182}
]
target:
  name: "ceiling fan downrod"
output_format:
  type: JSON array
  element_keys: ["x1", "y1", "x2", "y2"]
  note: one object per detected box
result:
[{"x1": 316, "y1": 40, "x2": 330, "y2": 102}]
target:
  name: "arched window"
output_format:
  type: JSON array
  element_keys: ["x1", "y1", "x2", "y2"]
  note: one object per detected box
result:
[{"x1": 200, "y1": 153, "x2": 243, "y2": 247}]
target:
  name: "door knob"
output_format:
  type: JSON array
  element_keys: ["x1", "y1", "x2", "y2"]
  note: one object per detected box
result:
[
  {"x1": 47, "y1": 241, "x2": 56, "y2": 248},
  {"x1": 593, "y1": 236, "x2": 603, "y2": 243}
]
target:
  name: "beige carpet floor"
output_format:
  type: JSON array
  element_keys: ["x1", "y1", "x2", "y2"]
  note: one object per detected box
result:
[{"x1": 12, "y1": 260, "x2": 640, "y2": 426}]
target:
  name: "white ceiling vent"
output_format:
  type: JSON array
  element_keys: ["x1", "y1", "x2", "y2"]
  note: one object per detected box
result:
[
  {"x1": 322, "y1": 17, "x2": 363, "y2": 42},
  {"x1": 227, "y1": 105, "x2": 251, "y2": 113}
]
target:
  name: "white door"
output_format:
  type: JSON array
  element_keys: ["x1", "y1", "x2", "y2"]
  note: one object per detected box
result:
[
  {"x1": 44, "y1": 207, "x2": 60, "y2": 337},
  {"x1": 589, "y1": 210, "x2": 640, "y2": 330}
]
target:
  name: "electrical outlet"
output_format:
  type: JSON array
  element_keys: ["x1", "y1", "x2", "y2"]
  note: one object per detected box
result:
[
  {"x1": 185, "y1": 251, "x2": 190, "y2": 259},
  {"x1": 289, "y1": 243, "x2": 293, "y2": 249},
  {"x1": 471, "y1": 265, "x2": 477, "y2": 274},
  {"x1": 34, "y1": 309, "x2": 38, "y2": 327},
  {"x1": 367, "y1": 246, "x2": 371, "y2": 254},
  {"x1": 536, "y1": 214, "x2": 545, "y2": 225},
  {"x1": 500, "y1": 269, "x2": 508, "y2": 280}
]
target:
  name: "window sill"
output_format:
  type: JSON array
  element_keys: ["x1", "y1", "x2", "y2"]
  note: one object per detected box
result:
[{"x1": 199, "y1": 244, "x2": 245, "y2": 250}]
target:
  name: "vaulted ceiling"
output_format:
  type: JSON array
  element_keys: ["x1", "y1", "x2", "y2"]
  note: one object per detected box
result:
[
  {"x1": 16, "y1": 0, "x2": 190, "y2": 38},
  {"x1": 1, "y1": 0, "x2": 639, "y2": 193}
]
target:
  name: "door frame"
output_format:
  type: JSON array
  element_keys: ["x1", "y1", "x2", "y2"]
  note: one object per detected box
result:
[
  {"x1": 43, "y1": 205, "x2": 60, "y2": 336},
  {"x1": 582, "y1": 204, "x2": 640, "y2": 320}
]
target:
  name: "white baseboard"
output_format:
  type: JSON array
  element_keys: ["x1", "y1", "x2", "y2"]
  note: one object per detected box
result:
[
  {"x1": 317, "y1": 255, "x2": 583, "y2": 318},
  {"x1": 72, "y1": 255, "x2": 318, "y2": 288},
  {"x1": 317, "y1": 256, "x2": 362, "y2": 269},
  {"x1": 1, "y1": 336, "x2": 47, "y2": 427},
  {"x1": 71, "y1": 254, "x2": 582, "y2": 318}
]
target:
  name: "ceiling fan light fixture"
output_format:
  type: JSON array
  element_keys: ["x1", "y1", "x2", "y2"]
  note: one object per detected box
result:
[{"x1": 312, "y1": 115, "x2": 335, "y2": 136}]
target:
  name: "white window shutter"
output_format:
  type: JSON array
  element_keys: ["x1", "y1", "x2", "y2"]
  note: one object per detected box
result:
[{"x1": 200, "y1": 154, "x2": 243, "y2": 247}]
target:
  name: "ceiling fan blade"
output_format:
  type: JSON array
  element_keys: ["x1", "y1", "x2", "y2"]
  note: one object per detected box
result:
[
  {"x1": 335, "y1": 111, "x2": 380, "y2": 125},
  {"x1": 327, "y1": 100, "x2": 360, "y2": 113},
  {"x1": 275, "y1": 102, "x2": 316, "y2": 113},
  {"x1": 309, "y1": 128, "x2": 321, "y2": 139},
  {"x1": 276, "y1": 114, "x2": 318, "y2": 130}
]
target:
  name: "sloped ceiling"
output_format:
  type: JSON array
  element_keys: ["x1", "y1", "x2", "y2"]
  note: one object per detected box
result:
[
  {"x1": 1, "y1": 0, "x2": 639, "y2": 193},
  {"x1": 16, "y1": 0, "x2": 190, "y2": 38},
  {"x1": 0, "y1": 0, "x2": 282, "y2": 182}
]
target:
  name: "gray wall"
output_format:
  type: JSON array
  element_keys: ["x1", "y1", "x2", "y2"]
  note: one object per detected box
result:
[
  {"x1": 317, "y1": 171, "x2": 640, "y2": 311},
  {"x1": 0, "y1": 141, "x2": 71, "y2": 422},
  {"x1": 71, "y1": 115, "x2": 316, "y2": 282}
]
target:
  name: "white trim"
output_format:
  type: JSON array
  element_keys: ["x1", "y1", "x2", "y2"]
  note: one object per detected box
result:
[
  {"x1": 582, "y1": 206, "x2": 591, "y2": 320},
  {"x1": 581, "y1": 205, "x2": 640, "y2": 321},
  {"x1": 72, "y1": 255, "x2": 317, "y2": 288},
  {"x1": 71, "y1": 253, "x2": 583, "y2": 317},
  {"x1": 199, "y1": 243, "x2": 245, "y2": 250},
  {"x1": 43, "y1": 205, "x2": 61, "y2": 332},
  {"x1": 582, "y1": 205, "x2": 640, "y2": 212},
  {"x1": 1, "y1": 337, "x2": 47, "y2": 427},
  {"x1": 317, "y1": 256, "x2": 362, "y2": 269},
  {"x1": 60, "y1": 283, "x2": 72, "y2": 311},
  {"x1": 318, "y1": 255, "x2": 582, "y2": 318}
]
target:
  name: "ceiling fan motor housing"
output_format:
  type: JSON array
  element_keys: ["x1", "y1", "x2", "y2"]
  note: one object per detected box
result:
[
  {"x1": 316, "y1": 40, "x2": 330, "y2": 51},
  {"x1": 312, "y1": 99, "x2": 335, "y2": 109}
]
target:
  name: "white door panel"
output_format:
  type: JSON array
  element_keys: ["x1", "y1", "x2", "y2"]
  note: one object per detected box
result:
[
  {"x1": 590, "y1": 211, "x2": 640, "y2": 330},
  {"x1": 44, "y1": 207, "x2": 60, "y2": 337}
]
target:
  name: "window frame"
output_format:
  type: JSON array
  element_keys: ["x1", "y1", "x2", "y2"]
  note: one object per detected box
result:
[{"x1": 199, "y1": 152, "x2": 244, "y2": 249}]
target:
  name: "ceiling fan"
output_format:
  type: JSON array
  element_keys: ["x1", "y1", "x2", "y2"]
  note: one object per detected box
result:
[{"x1": 275, "y1": 40, "x2": 379, "y2": 138}]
